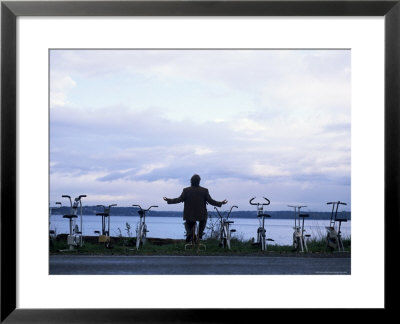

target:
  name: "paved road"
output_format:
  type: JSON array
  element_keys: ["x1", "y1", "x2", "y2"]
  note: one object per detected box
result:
[{"x1": 49, "y1": 255, "x2": 350, "y2": 275}]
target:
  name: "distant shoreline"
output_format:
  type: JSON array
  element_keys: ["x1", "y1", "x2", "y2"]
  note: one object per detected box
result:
[{"x1": 51, "y1": 207, "x2": 351, "y2": 220}]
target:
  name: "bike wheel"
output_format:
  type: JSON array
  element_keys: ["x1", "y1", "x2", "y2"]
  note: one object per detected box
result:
[
  {"x1": 219, "y1": 236, "x2": 225, "y2": 248},
  {"x1": 260, "y1": 229, "x2": 266, "y2": 251},
  {"x1": 293, "y1": 232, "x2": 298, "y2": 250},
  {"x1": 226, "y1": 227, "x2": 231, "y2": 250},
  {"x1": 302, "y1": 237, "x2": 308, "y2": 252},
  {"x1": 192, "y1": 223, "x2": 198, "y2": 246},
  {"x1": 261, "y1": 235, "x2": 266, "y2": 251},
  {"x1": 219, "y1": 232, "x2": 224, "y2": 247},
  {"x1": 222, "y1": 226, "x2": 229, "y2": 248},
  {"x1": 295, "y1": 237, "x2": 302, "y2": 251},
  {"x1": 257, "y1": 227, "x2": 262, "y2": 244},
  {"x1": 142, "y1": 224, "x2": 147, "y2": 245},
  {"x1": 219, "y1": 234, "x2": 224, "y2": 248},
  {"x1": 136, "y1": 226, "x2": 142, "y2": 250},
  {"x1": 326, "y1": 232, "x2": 336, "y2": 251}
]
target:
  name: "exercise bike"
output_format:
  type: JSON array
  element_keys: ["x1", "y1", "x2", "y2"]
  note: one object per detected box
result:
[
  {"x1": 326, "y1": 201, "x2": 348, "y2": 252},
  {"x1": 95, "y1": 204, "x2": 117, "y2": 248},
  {"x1": 49, "y1": 201, "x2": 61, "y2": 241},
  {"x1": 288, "y1": 205, "x2": 311, "y2": 252},
  {"x1": 184, "y1": 221, "x2": 207, "y2": 252},
  {"x1": 214, "y1": 205, "x2": 238, "y2": 250},
  {"x1": 61, "y1": 194, "x2": 86, "y2": 250},
  {"x1": 249, "y1": 197, "x2": 274, "y2": 251},
  {"x1": 132, "y1": 204, "x2": 158, "y2": 250}
]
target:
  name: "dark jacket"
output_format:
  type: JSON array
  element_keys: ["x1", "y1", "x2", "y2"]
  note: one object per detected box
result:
[{"x1": 166, "y1": 186, "x2": 223, "y2": 221}]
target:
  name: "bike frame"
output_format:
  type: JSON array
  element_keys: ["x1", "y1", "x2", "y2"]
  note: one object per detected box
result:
[
  {"x1": 214, "y1": 205, "x2": 237, "y2": 249},
  {"x1": 133, "y1": 204, "x2": 158, "y2": 250},
  {"x1": 184, "y1": 221, "x2": 206, "y2": 251},
  {"x1": 96, "y1": 204, "x2": 117, "y2": 247},
  {"x1": 288, "y1": 205, "x2": 309, "y2": 252},
  {"x1": 250, "y1": 197, "x2": 273, "y2": 251},
  {"x1": 326, "y1": 201, "x2": 347, "y2": 252},
  {"x1": 61, "y1": 194, "x2": 86, "y2": 250},
  {"x1": 96, "y1": 204, "x2": 117, "y2": 236},
  {"x1": 49, "y1": 201, "x2": 61, "y2": 239}
]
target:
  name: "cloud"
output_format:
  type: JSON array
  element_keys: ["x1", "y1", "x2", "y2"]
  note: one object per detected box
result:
[
  {"x1": 50, "y1": 103, "x2": 350, "y2": 200},
  {"x1": 50, "y1": 50, "x2": 350, "y2": 115},
  {"x1": 251, "y1": 162, "x2": 291, "y2": 178},
  {"x1": 50, "y1": 170, "x2": 350, "y2": 211},
  {"x1": 49, "y1": 49, "x2": 351, "y2": 211},
  {"x1": 50, "y1": 71, "x2": 76, "y2": 107}
]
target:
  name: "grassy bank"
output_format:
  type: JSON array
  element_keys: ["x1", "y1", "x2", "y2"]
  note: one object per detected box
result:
[{"x1": 50, "y1": 235, "x2": 351, "y2": 256}]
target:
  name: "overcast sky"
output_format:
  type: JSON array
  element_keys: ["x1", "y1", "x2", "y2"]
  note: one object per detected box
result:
[{"x1": 50, "y1": 49, "x2": 351, "y2": 212}]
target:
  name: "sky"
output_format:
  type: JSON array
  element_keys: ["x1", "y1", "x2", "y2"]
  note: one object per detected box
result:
[{"x1": 50, "y1": 49, "x2": 351, "y2": 212}]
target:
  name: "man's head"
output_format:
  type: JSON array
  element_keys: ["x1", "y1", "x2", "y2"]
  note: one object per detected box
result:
[{"x1": 190, "y1": 174, "x2": 201, "y2": 187}]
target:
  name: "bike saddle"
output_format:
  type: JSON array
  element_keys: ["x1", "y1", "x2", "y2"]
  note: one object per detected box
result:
[
  {"x1": 62, "y1": 214, "x2": 78, "y2": 219},
  {"x1": 257, "y1": 213, "x2": 271, "y2": 218},
  {"x1": 96, "y1": 212, "x2": 109, "y2": 217}
]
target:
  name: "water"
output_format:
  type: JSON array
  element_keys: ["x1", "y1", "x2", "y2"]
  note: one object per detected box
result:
[{"x1": 50, "y1": 215, "x2": 351, "y2": 246}]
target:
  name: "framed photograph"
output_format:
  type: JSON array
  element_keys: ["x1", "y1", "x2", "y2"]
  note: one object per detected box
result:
[{"x1": 1, "y1": 0, "x2": 398, "y2": 321}]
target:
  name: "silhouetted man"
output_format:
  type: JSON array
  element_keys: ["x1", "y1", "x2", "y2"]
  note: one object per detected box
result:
[{"x1": 163, "y1": 174, "x2": 227, "y2": 242}]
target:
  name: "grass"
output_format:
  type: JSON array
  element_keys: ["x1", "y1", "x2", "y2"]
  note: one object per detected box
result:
[{"x1": 50, "y1": 235, "x2": 351, "y2": 256}]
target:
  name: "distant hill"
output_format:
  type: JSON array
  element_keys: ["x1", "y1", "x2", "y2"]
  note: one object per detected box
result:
[{"x1": 50, "y1": 206, "x2": 351, "y2": 220}]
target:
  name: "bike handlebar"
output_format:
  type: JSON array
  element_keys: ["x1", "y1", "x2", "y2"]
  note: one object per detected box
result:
[
  {"x1": 97, "y1": 204, "x2": 117, "y2": 210},
  {"x1": 214, "y1": 205, "x2": 238, "y2": 219},
  {"x1": 132, "y1": 204, "x2": 158, "y2": 212},
  {"x1": 249, "y1": 197, "x2": 270, "y2": 206},
  {"x1": 327, "y1": 201, "x2": 347, "y2": 205},
  {"x1": 62, "y1": 194, "x2": 86, "y2": 208},
  {"x1": 50, "y1": 202, "x2": 62, "y2": 209},
  {"x1": 288, "y1": 205, "x2": 307, "y2": 209},
  {"x1": 75, "y1": 195, "x2": 86, "y2": 202},
  {"x1": 228, "y1": 205, "x2": 238, "y2": 217},
  {"x1": 214, "y1": 206, "x2": 222, "y2": 218},
  {"x1": 62, "y1": 195, "x2": 72, "y2": 207}
]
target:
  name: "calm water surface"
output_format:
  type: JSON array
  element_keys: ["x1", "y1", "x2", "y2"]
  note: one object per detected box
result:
[{"x1": 50, "y1": 214, "x2": 351, "y2": 246}]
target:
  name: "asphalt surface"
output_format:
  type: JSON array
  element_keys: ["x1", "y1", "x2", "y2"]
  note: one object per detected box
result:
[{"x1": 49, "y1": 255, "x2": 350, "y2": 275}]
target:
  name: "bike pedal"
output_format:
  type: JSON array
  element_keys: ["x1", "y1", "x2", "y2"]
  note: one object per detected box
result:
[{"x1": 230, "y1": 229, "x2": 236, "y2": 232}]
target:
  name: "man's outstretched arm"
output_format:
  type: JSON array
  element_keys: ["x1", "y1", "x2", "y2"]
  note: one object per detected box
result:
[
  {"x1": 163, "y1": 191, "x2": 184, "y2": 204},
  {"x1": 205, "y1": 190, "x2": 227, "y2": 207}
]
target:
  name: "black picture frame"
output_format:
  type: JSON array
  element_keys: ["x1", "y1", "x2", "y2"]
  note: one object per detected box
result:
[{"x1": 1, "y1": 0, "x2": 398, "y2": 322}]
